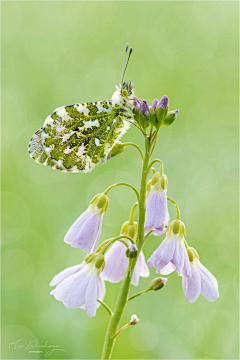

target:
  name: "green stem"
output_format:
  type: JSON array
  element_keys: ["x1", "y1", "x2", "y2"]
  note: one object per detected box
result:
[
  {"x1": 97, "y1": 235, "x2": 135, "y2": 254},
  {"x1": 97, "y1": 299, "x2": 113, "y2": 317},
  {"x1": 127, "y1": 287, "x2": 152, "y2": 302},
  {"x1": 167, "y1": 196, "x2": 181, "y2": 220},
  {"x1": 147, "y1": 159, "x2": 164, "y2": 175},
  {"x1": 103, "y1": 182, "x2": 140, "y2": 202},
  {"x1": 101, "y1": 138, "x2": 151, "y2": 359},
  {"x1": 122, "y1": 142, "x2": 144, "y2": 160}
]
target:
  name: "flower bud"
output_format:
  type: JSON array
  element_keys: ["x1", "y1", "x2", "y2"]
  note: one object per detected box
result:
[
  {"x1": 126, "y1": 244, "x2": 138, "y2": 258},
  {"x1": 158, "y1": 95, "x2": 169, "y2": 111},
  {"x1": 155, "y1": 96, "x2": 169, "y2": 126},
  {"x1": 120, "y1": 221, "x2": 138, "y2": 241},
  {"x1": 152, "y1": 98, "x2": 158, "y2": 112},
  {"x1": 107, "y1": 141, "x2": 125, "y2": 159},
  {"x1": 140, "y1": 100, "x2": 150, "y2": 116},
  {"x1": 130, "y1": 314, "x2": 139, "y2": 325},
  {"x1": 132, "y1": 96, "x2": 140, "y2": 109},
  {"x1": 149, "y1": 277, "x2": 168, "y2": 291},
  {"x1": 163, "y1": 110, "x2": 179, "y2": 126}
]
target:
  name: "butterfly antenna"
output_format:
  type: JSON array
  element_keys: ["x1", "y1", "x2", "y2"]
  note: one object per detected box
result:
[
  {"x1": 121, "y1": 44, "x2": 129, "y2": 89},
  {"x1": 122, "y1": 47, "x2": 132, "y2": 85}
]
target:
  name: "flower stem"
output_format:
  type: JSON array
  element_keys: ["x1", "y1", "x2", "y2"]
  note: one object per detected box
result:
[
  {"x1": 122, "y1": 142, "x2": 144, "y2": 160},
  {"x1": 147, "y1": 159, "x2": 164, "y2": 175},
  {"x1": 103, "y1": 182, "x2": 140, "y2": 202},
  {"x1": 127, "y1": 287, "x2": 152, "y2": 302},
  {"x1": 167, "y1": 196, "x2": 181, "y2": 220},
  {"x1": 97, "y1": 299, "x2": 113, "y2": 317},
  {"x1": 101, "y1": 137, "x2": 151, "y2": 359}
]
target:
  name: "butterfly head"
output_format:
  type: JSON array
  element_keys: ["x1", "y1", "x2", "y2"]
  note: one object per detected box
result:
[{"x1": 111, "y1": 45, "x2": 135, "y2": 107}]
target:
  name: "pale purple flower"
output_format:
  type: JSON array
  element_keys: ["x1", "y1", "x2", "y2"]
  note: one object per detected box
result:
[
  {"x1": 102, "y1": 241, "x2": 149, "y2": 286},
  {"x1": 144, "y1": 173, "x2": 169, "y2": 236},
  {"x1": 140, "y1": 100, "x2": 150, "y2": 116},
  {"x1": 50, "y1": 260, "x2": 105, "y2": 317},
  {"x1": 64, "y1": 193, "x2": 109, "y2": 253},
  {"x1": 148, "y1": 219, "x2": 191, "y2": 278},
  {"x1": 158, "y1": 95, "x2": 169, "y2": 110},
  {"x1": 152, "y1": 98, "x2": 158, "y2": 112},
  {"x1": 182, "y1": 251, "x2": 219, "y2": 303}
]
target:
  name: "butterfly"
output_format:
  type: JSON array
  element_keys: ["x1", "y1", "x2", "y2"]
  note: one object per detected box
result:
[{"x1": 28, "y1": 44, "x2": 135, "y2": 173}]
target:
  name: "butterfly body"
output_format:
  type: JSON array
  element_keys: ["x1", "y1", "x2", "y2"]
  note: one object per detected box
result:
[{"x1": 28, "y1": 85, "x2": 134, "y2": 173}]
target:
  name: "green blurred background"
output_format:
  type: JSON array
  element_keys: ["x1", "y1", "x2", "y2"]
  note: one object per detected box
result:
[{"x1": 1, "y1": 1, "x2": 239, "y2": 359}]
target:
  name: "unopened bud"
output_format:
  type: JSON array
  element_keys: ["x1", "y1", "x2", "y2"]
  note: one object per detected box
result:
[
  {"x1": 149, "y1": 277, "x2": 168, "y2": 291},
  {"x1": 140, "y1": 100, "x2": 150, "y2": 116},
  {"x1": 107, "y1": 142, "x2": 125, "y2": 159},
  {"x1": 163, "y1": 110, "x2": 179, "y2": 126},
  {"x1": 152, "y1": 98, "x2": 158, "y2": 112},
  {"x1": 126, "y1": 244, "x2": 138, "y2": 258},
  {"x1": 130, "y1": 314, "x2": 139, "y2": 325}
]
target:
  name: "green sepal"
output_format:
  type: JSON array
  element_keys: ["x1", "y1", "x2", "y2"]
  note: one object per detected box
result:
[
  {"x1": 108, "y1": 142, "x2": 125, "y2": 159},
  {"x1": 139, "y1": 112, "x2": 150, "y2": 128},
  {"x1": 149, "y1": 107, "x2": 157, "y2": 128},
  {"x1": 149, "y1": 278, "x2": 165, "y2": 291},
  {"x1": 155, "y1": 104, "x2": 169, "y2": 126},
  {"x1": 163, "y1": 111, "x2": 178, "y2": 126}
]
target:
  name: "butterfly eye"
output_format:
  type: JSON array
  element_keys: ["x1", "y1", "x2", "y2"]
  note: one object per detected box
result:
[{"x1": 121, "y1": 89, "x2": 128, "y2": 98}]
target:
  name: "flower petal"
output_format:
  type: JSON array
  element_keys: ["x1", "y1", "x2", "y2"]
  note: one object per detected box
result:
[
  {"x1": 145, "y1": 191, "x2": 168, "y2": 230},
  {"x1": 49, "y1": 264, "x2": 82, "y2": 287},
  {"x1": 51, "y1": 269, "x2": 90, "y2": 308},
  {"x1": 85, "y1": 272, "x2": 98, "y2": 317},
  {"x1": 182, "y1": 265, "x2": 201, "y2": 303},
  {"x1": 148, "y1": 238, "x2": 175, "y2": 271},
  {"x1": 158, "y1": 261, "x2": 176, "y2": 275},
  {"x1": 64, "y1": 209, "x2": 102, "y2": 253},
  {"x1": 199, "y1": 262, "x2": 219, "y2": 302},
  {"x1": 102, "y1": 241, "x2": 128, "y2": 283},
  {"x1": 172, "y1": 241, "x2": 184, "y2": 276}
]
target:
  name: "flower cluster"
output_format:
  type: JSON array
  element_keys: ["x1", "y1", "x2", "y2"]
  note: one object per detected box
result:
[{"x1": 132, "y1": 95, "x2": 179, "y2": 130}]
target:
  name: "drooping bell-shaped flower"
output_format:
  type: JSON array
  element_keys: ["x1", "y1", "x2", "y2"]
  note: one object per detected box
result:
[
  {"x1": 148, "y1": 219, "x2": 191, "y2": 278},
  {"x1": 50, "y1": 254, "x2": 105, "y2": 317},
  {"x1": 102, "y1": 206, "x2": 150, "y2": 286},
  {"x1": 64, "y1": 193, "x2": 109, "y2": 253},
  {"x1": 181, "y1": 247, "x2": 219, "y2": 303},
  {"x1": 145, "y1": 172, "x2": 169, "y2": 236}
]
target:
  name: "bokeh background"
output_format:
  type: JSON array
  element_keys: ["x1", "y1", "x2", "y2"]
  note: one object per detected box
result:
[{"x1": 1, "y1": 1, "x2": 239, "y2": 359}]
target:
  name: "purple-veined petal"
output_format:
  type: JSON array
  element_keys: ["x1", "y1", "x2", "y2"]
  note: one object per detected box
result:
[
  {"x1": 158, "y1": 261, "x2": 176, "y2": 275},
  {"x1": 49, "y1": 264, "x2": 83, "y2": 287},
  {"x1": 51, "y1": 269, "x2": 91, "y2": 308},
  {"x1": 172, "y1": 241, "x2": 184, "y2": 276},
  {"x1": 102, "y1": 241, "x2": 128, "y2": 283},
  {"x1": 85, "y1": 272, "x2": 98, "y2": 317},
  {"x1": 199, "y1": 262, "x2": 219, "y2": 302},
  {"x1": 64, "y1": 209, "x2": 102, "y2": 253},
  {"x1": 147, "y1": 238, "x2": 175, "y2": 271},
  {"x1": 182, "y1": 264, "x2": 201, "y2": 303},
  {"x1": 145, "y1": 190, "x2": 168, "y2": 230},
  {"x1": 182, "y1": 246, "x2": 192, "y2": 278}
]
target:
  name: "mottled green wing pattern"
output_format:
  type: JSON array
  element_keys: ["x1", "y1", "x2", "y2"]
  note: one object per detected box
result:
[{"x1": 28, "y1": 101, "x2": 130, "y2": 172}]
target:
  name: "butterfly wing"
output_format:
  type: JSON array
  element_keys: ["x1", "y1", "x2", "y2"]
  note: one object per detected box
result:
[{"x1": 29, "y1": 101, "x2": 131, "y2": 173}]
